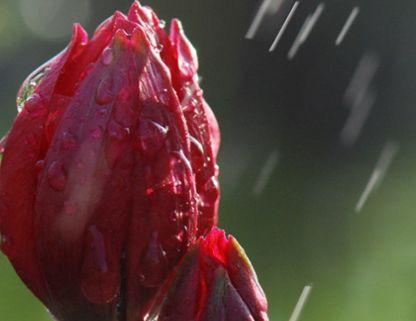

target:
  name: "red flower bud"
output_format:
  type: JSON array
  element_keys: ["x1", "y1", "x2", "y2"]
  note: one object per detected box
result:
[
  {"x1": 152, "y1": 228, "x2": 269, "y2": 321},
  {"x1": 0, "y1": 2, "x2": 220, "y2": 321}
]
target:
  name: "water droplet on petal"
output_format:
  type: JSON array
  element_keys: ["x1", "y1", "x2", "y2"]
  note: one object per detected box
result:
[
  {"x1": 91, "y1": 127, "x2": 103, "y2": 139},
  {"x1": 101, "y1": 48, "x2": 114, "y2": 66},
  {"x1": 88, "y1": 225, "x2": 108, "y2": 272},
  {"x1": 108, "y1": 121, "x2": 130, "y2": 141},
  {"x1": 17, "y1": 63, "x2": 48, "y2": 112},
  {"x1": 1, "y1": 234, "x2": 11, "y2": 248},
  {"x1": 159, "y1": 20, "x2": 166, "y2": 29},
  {"x1": 96, "y1": 76, "x2": 115, "y2": 105},
  {"x1": 60, "y1": 132, "x2": 77, "y2": 151},
  {"x1": 202, "y1": 176, "x2": 220, "y2": 204},
  {"x1": 24, "y1": 94, "x2": 47, "y2": 117},
  {"x1": 64, "y1": 201, "x2": 77, "y2": 215},
  {"x1": 47, "y1": 161, "x2": 67, "y2": 191},
  {"x1": 139, "y1": 232, "x2": 169, "y2": 288},
  {"x1": 156, "y1": 44, "x2": 164, "y2": 53},
  {"x1": 172, "y1": 150, "x2": 193, "y2": 173},
  {"x1": 189, "y1": 136, "x2": 205, "y2": 170},
  {"x1": 81, "y1": 225, "x2": 119, "y2": 304},
  {"x1": 105, "y1": 121, "x2": 131, "y2": 168},
  {"x1": 137, "y1": 120, "x2": 169, "y2": 158},
  {"x1": 35, "y1": 160, "x2": 45, "y2": 172},
  {"x1": 96, "y1": 108, "x2": 109, "y2": 118},
  {"x1": 0, "y1": 132, "x2": 8, "y2": 155}
]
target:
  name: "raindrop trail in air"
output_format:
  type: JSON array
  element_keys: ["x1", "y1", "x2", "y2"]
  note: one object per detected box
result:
[
  {"x1": 335, "y1": 6, "x2": 360, "y2": 46},
  {"x1": 288, "y1": 285, "x2": 313, "y2": 321},
  {"x1": 341, "y1": 52, "x2": 380, "y2": 146},
  {"x1": 269, "y1": 1, "x2": 299, "y2": 52},
  {"x1": 253, "y1": 150, "x2": 279, "y2": 196},
  {"x1": 246, "y1": 0, "x2": 276, "y2": 39},
  {"x1": 340, "y1": 89, "x2": 376, "y2": 146},
  {"x1": 355, "y1": 141, "x2": 400, "y2": 213},
  {"x1": 287, "y1": 3, "x2": 325, "y2": 60}
]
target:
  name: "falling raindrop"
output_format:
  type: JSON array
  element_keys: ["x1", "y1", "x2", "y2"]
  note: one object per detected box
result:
[
  {"x1": 246, "y1": 0, "x2": 278, "y2": 39},
  {"x1": 335, "y1": 6, "x2": 360, "y2": 46},
  {"x1": 355, "y1": 141, "x2": 400, "y2": 213},
  {"x1": 269, "y1": 1, "x2": 299, "y2": 52},
  {"x1": 288, "y1": 285, "x2": 313, "y2": 321},
  {"x1": 287, "y1": 3, "x2": 325, "y2": 60},
  {"x1": 253, "y1": 150, "x2": 279, "y2": 196}
]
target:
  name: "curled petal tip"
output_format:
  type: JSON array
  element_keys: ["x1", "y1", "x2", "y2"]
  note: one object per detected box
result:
[{"x1": 72, "y1": 23, "x2": 89, "y2": 45}]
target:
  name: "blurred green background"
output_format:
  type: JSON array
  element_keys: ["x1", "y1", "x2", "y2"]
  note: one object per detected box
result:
[{"x1": 1, "y1": 0, "x2": 416, "y2": 320}]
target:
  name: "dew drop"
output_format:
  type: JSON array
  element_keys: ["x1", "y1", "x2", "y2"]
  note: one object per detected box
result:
[
  {"x1": 105, "y1": 122, "x2": 131, "y2": 168},
  {"x1": 202, "y1": 176, "x2": 220, "y2": 204},
  {"x1": 23, "y1": 94, "x2": 47, "y2": 117},
  {"x1": 64, "y1": 201, "x2": 77, "y2": 215},
  {"x1": 190, "y1": 136, "x2": 205, "y2": 169},
  {"x1": 16, "y1": 60, "x2": 50, "y2": 112},
  {"x1": 113, "y1": 99, "x2": 136, "y2": 127},
  {"x1": 139, "y1": 232, "x2": 168, "y2": 288},
  {"x1": 101, "y1": 48, "x2": 114, "y2": 66},
  {"x1": 108, "y1": 121, "x2": 130, "y2": 141},
  {"x1": 0, "y1": 132, "x2": 8, "y2": 155},
  {"x1": 35, "y1": 160, "x2": 45, "y2": 172},
  {"x1": 172, "y1": 150, "x2": 193, "y2": 173},
  {"x1": 156, "y1": 44, "x2": 164, "y2": 53},
  {"x1": 138, "y1": 120, "x2": 169, "y2": 158},
  {"x1": 60, "y1": 132, "x2": 77, "y2": 151},
  {"x1": 96, "y1": 76, "x2": 115, "y2": 105},
  {"x1": 80, "y1": 225, "x2": 119, "y2": 305},
  {"x1": 159, "y1": 20, "x2": 166, "y2": 29},
  {"x1": 91, "y1": 127, "x2": 103, "y2": 139},
  {"x1": 47, "y1": 161, "x2": 67, "y2": 191},
  {"x1": 1, "y1": 234, "x2": 11, "y2": 248},
  {"x1": 96, "y1": 108, "x2": 109, "y2": 118},
  {"x1": 87, "y1": 225, "x2": 108, "y2": 273}
]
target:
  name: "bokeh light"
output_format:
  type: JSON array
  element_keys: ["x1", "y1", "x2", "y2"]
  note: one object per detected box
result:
[{"x1": 19, "y1": 0, "x2": 91, "y2": 40}]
